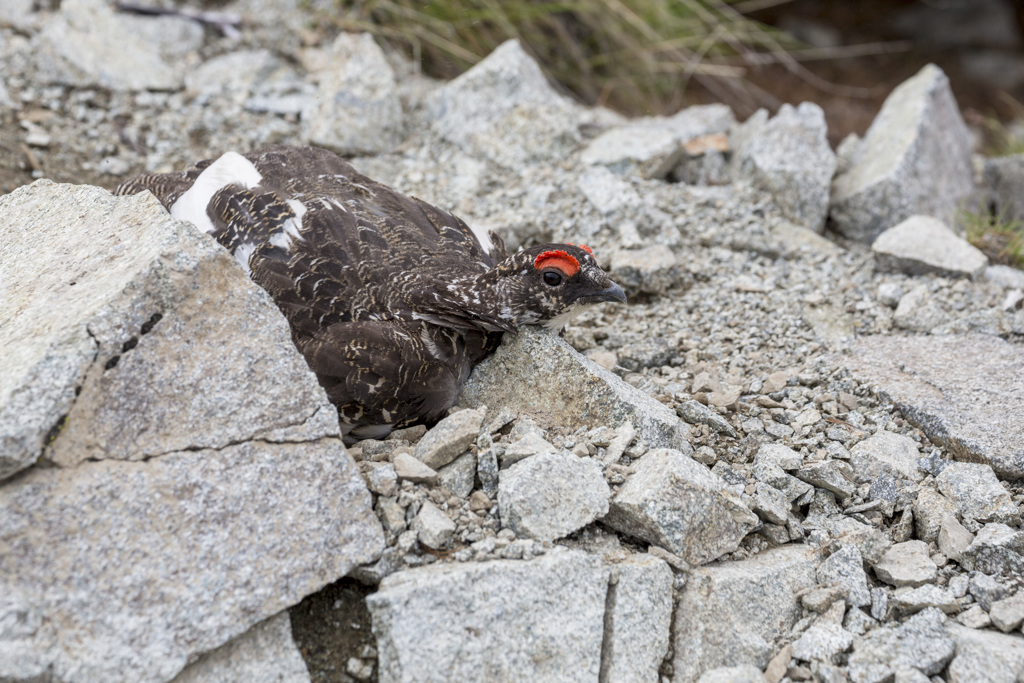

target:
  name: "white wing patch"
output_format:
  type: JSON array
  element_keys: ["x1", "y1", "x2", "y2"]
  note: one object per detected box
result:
[
  {"x1": 233, "y1": 242, "x2": 256, "y2": 276},
  {"x1": 170, "y1": 151, "x2": 263, "y2": 234},
  {"x1": 467, "y1": 222, "x2": 494, "y2": 255}
]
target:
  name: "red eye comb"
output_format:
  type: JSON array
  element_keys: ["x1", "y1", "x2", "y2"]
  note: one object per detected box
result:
[
  {"x1": 575, "y1": 244, "x2": 593, "y2": 254},
  {"x1": 534, "y1": 250, "x2": 580, "y2": 277}
]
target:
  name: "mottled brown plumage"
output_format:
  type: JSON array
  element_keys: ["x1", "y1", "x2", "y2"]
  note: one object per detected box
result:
[{"x1": 118, "y1": 145, "x2": 625, "y2": 441}]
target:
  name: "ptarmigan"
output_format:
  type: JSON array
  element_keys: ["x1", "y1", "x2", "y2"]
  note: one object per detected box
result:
[{"x1": 118, "y1": 145, "x2": 625, "y2": 441}]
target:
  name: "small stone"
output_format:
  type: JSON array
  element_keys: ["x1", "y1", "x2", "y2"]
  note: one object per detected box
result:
[
  {"x1": 844, "y1": 607, "x2": 878, "y2": 636},
  {"x1": 961, "y1": 523, "x2": 1024, "y2": 577},
  {"x1": 801, "y1": 585, "x2": 848, "y2": 613},
  {"x1": 791, "y1": 620, "x2": 854, "y2": 663},
  {"x1": 893, "y1": 284, "x2": 947, "y2": 332},
  {"x1": 872, "y1": 215, "x2": 988, "y2": 278},
  {"x1": 610, "y1": 246, "x2": 684, "y2": 295},
  {"x1": 988, "y1": 591, "x2": 1024, "y2": 633},
  {"x1": 675, "y1": 400, "x2": 738, "y2": 437},
  {"x1": 752, "y1": 483, "x2": 790, "y2": 526},
  {"x1": 497, "y1": 451, "x2": 610, "y2": 542},
  {"x1": 872, "y1": 540, "x2": 937, "y2": 587},
  {"x1": 764, "y1": 643, "x2": 793, "y2": 683},
  {"x1": 936, "y1": 462, "x2": 1019, "y2": 525},
  {"x1": 469, "y1": 491, "x2": 492, "y2": 513},
  {"x1": 437, "y1": 451, "x2": 476, "y2": 498},
  {"x1": 377, "y1": 497, "x2": 407, "y2": 541},
  {"x1": 849, "y1": 430, "x2": 923, "y2": 484},
  {"x1": 412, "y1": 500, "x2": 456, "y2": 550},
  {"x1": 363, "y1": 462, "x2": 398, "y2": 497},
  {"x1": 969, "y1": 573, "x2": 1011, "y2": 611},
  {"x1": 696, "y1": 665, "x2": 767, "y2": 683},
  {"x1": 913, "y1": 489, "x2": 958, "y2": 543},
  {"x1": 392, "y1": 453, "x2": 439, "y2": 485},
  {"x1": 602, "y1": 554, "x2": 674, "y2": 682},
  {"x1": 388, "y1": 424, "x2": 427, "y2": 443},
  {"x1": 947, "y1": 622, "x2": 1024, "y2": 682},
  {"x1": 818, "y1": 545, "x2": 871, "y2": 608},
  {"x1": 846, "y1": 608, "x2": 955, "y2": 683},
  {"x1": 891, "y1": 584, "x2": 959, "y2": 615},
  {"x1": 957, "y1": 605, "x2": 992, "y2": 629},
  {"x1": 794, "y1": 461, "x2": 856, "y2": 501},
  {"x1": 602, "y1": 421, "x2": 636, "y2": 465},
  {"x1": 937, "y1": 513, "x2": 974, "y2": 562},
  {"x1": 413, "y1": 407, "x2": 485, "y2": 470}
]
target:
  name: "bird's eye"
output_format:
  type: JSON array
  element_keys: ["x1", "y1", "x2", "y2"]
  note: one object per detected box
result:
[{"x1": 543, "y1": 271, "x2": 563, "y2": 287}]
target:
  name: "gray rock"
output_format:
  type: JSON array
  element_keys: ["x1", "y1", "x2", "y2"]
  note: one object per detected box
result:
[
  {"x1": 891, "y1": 284, "x2": 948, "y2": 332},
  {"x1": 732, "y1": 103, "x2": 836, "y2": 232},
  {"x1": 913, "y1": 489, "x2": 958, "y2": 543},
  {"x1": 969, "y1": 573, "x2": 1010, "y2": 612},
  {"x1": 413, "y1": 407, "x2": 485, "y2": 470},
  {"x1": 412, "y1": 500, "x2": 456, "y2": 550},
  {"x1": 990, "y1": 590, "x2": 1024, "y2": 632},
  {"x1": 497, "y1": 451, "x2": 609, "y2": 542},
  {"x1": 956, "y1": 605, "x2": 992, "y2": 630},
  {"x1": 672, "y1": 545, "x2": 818, "y2": 683},
  {"x1": 602, "y1": 554, "x2": 674, "y2": 683},
  {"x1": 936, "y1": 462, "x2": 1020, "y2": 524},
  {"x1": 1, "y1": 181, "x2": 335, "y2": 478},
  {"x1": 830, "y1": 64, "x2": 973, "y2": 242},
  {"x1": 0, "y1": 0, "x2": 36, "y2": 32},
  {"x1": 363, "y1": 462, "x2": 399, "y2": 498},
  {"x1": 576, "y1": 165, "x2": 643, "y2": 215},
  {"x1": 0, "y1": 440, "x2": 381, "y2": 683},
  {"x1": 603, "y1": 449, "x2": 758, "y2": 566},
  {"x1": 891, "y1": 584, "x2": 959, "y2": 615},
  {"x1": 428, "y1": 40, "x2": 582, "y2": 169},
  {"x1": 752, "y1": 482, "x2": 791, "y2": 526},
  {"x1": 961, "y1": 523, "x2": 1024, "y2": 577},
  {"x1": 946, "y1": 623, "x2": 1024, "y2": 683},
  {"x1": 302, "y1": 33, "x2": 405, "y2": 155},
  {"x1": 610, "y1": 244, "x2": 684, "y2": 294},
  {"x1": 392, "y1": 452, "x2": 438, "y2": 485},
  {"x1": 872, "y1": 215, "x2": 988, "y2": 278},
  {"x1": 459, "y1": 327, "x2": 690, "y2": 452},
  {"x1": 845, "y1": 334, "x2": 1024, "y2": 479},
  {"x1": 676, "y1": 400, "x2": 739, "y2": 438},
  {"x1": 31, "y1": 0, "x2": 182, "y2": 91},
  {"x1": 367, "y1": 549, "x2": 608, "y2": 683},
  {"x1": 983, "y1": 154, "x2": 1024, "y2": 223},
  {"x1": 617, "y1": 337, "x2": 673, "y2": 372},
  {"x1": 937, "y1": 514, "x2": 974, "y2": 562},
  {"x1": 171, "y1": 612, "x2": 310, "y2": 683},
  {"x1": 847, "y1": 608, "x2": 955, "y2": 683},
  {"x1": 501, "y1": 431, "x2": 558, "y2": 468},
  {"x1": 983, "y1": 263, "x2": 1024, "y2": 290},
  {"x1": 186, "y1": 49, "x2": 291, "y2": 103},
  {"x1": 795, "y1": 460, "x2": 856, "y2": 501},
  {"x1": 872, "y1": 541, "x2": 937, "y2": 587},
  {"x1": 818, "y1": 545, "x2": 871, "y2": 608},
  {"x1": 792, "y1": 621, "x2": 855, "y2": 663},
  {"x1": 696, "y1": 665, "x2": 767, "y2": 683},
  {"x1": 849, "y1": 430, "x2": 923, "y2": 484},
  {"x1": 581, "y1": 104, "x2": 733, "y2": 179},
  {"x1": 437, "y1": 451, "x2": 476, "y2": 498}
]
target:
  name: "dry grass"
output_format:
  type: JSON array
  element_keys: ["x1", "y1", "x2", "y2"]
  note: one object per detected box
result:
[
  {"x1": 321, "y1": 0, "x2": 885, "y2": 116},
  {"x1": 962, "y1": 207, "x2": 1024, "y2": 269}
]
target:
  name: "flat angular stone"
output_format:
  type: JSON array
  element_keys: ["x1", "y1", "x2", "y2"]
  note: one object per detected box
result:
[
  {"x1": 603, "y1": 449, "x2": 758, "y2": 566},
  {"x1": 732, "y1": 103, "x2": 836, "y2": 232},
  {"x1": 872, "y1": 540, "x2": 937, "y2": 587},
  {"x1": 0, "y1": 441, "x2": 382, "y2": 683},
  {"x1": 392, "y1": 452, "x2": 438, "y2": 485},
  {"x1": 936, "y1": 462, "x2": 1019, "y2": 524},
  {"x1": 830, "y1": 64, "x2": 973, "y2": 242},
  {"x1": 301, "y1": 33, "x2": 404, "y2": 155},
  {"x1": 794, "y1": 460, "x2": 856, "y2": 501},
  {"x1": 969, "y1": 572, "x2": 1010, "y2": 611},
  {"x1": 892, "y1": 584, "x2": 959, "y2": 615},
  {"x1": 367, "y1": 549, "x2": 608, "y2": 683},
  {"x1": 872, "y1": 215, "x2": 988, "y2": 278},
  {"x1": 497, "y1": 451, "x2": 610, "y2": 542},
  {"x1": 412, "y1": 500, "x2": 456, "y2": 550},
  {"x1": 413, "y1": 407, "x2": 485, "y2": 470},
  {"x1": 428, "y1": 40, "x2": 582, "y2": 169},
  {"x1": 847, "y1": 608, "x2": 955, "y2": 683},
  {"x1": 989, "y1": 591, "x2": 1024, "y2": 633},
  {"x1": 849, "y1": 430, "x2": 923, "y2": 484},
  {"x1": 937, "y1": 514, "x2": 974, "y2": 562},
  {"x1": 696, "y1": 665, "x2": 766, "y2": 683},
  {"x1": 672, "y1": 545, "x2": 818, "y2": 683},
  {"x1": 460, "y1": 327, "x2": 690, "y2": 452},
  {"x1": 602, "y1": 554, "x2": 674, "y2": 683},
  {"x1": 963, "y1": 523, "x2": 1024, "y2": 577},
  {"x1": 946, "y1": 623, "x2": 1024, "y2": 683},
  {"x1": 171, "y1": 612, "x2": 310, "y2": 683},
  {"x1": 844, "y1": 334, "x2": 1024, "y2": 479},
  {"x1": 913, "y1": 489, "x2": 958, "y2": 543},
  {"x1": 791, "y1": 621, "x2": 854, "y2": 663},
  {"x1": 437, "y1": 451, "x2": 476, "y2": 498},
  {"x1": 581, "y1": 104, "x2": 733, "y2": 179},
  {"x1": 818, "y1": 545, "x2": 871, "y2": 608}
]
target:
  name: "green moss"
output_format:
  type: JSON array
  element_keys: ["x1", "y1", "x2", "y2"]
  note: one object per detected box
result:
[{"x1": 961, "y1": 206, "x2": 1024, "y2": 269}]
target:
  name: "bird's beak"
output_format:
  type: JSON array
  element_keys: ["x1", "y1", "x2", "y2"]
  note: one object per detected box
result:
[{"x1": 591, "y1": 282, "x2": 627, "y2": 303}]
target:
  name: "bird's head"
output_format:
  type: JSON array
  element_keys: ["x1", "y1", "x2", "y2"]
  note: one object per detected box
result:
[{"x1": 488, "y1": 243, "x2": 626, "y2": 331}]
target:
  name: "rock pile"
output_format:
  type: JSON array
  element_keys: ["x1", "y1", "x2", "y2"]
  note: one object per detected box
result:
[{"x1": 2, "y1": 1, "x2": 1024, "y2": 682}]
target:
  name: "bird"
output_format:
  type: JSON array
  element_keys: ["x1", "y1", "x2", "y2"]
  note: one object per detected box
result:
[{"x1": 117, "y1": 145, "x2": 626, "y2": 442}]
